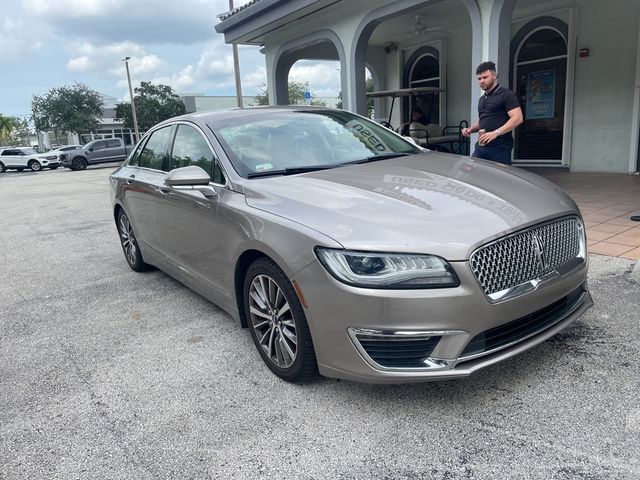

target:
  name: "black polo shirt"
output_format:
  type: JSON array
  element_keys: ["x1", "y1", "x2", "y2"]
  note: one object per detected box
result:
[{"x1": 478, "y1": 84, "x2": 520, "y2": 146}]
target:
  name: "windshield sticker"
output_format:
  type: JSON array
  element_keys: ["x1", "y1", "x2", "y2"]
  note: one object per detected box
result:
[
  {"x1": 255, "y1": 163, "x2": 274, "y2": 172},
  {"x1": 345, "y1": 120, "x2": 392, "y2": 153}
]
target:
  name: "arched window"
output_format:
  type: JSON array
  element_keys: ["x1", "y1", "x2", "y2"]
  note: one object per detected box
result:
[{"x1": 403, "y1": 46, "x2": 441, "y2": 125}]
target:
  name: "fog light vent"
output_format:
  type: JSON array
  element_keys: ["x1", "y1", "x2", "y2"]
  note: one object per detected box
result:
[{"x1": 355, "y1": 334, "x2": 441, "y2": 368}]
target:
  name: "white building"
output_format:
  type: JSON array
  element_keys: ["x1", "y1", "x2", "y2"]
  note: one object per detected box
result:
[{"x1": 215, "y1": 0, "x2": 640, "y2": 173}]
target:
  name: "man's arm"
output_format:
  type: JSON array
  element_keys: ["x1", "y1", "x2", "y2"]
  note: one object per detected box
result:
[
  {"x1": 479, "y1": 107, "x2": 523, "y2": 145},
  {"x1": 462, "y1": 121, "x2": 481, "y2": 137}
]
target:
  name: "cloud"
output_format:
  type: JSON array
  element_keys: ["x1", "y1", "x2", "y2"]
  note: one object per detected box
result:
[
  {"x1": 0, "y1": 17, "x2": 46, "y2": 61},
  {"x1": 289, "y1": 60, "x2": 341, "y2": 96},
  {"x1": 242, "y1": 66, "x2": 267, "y2": 92},
  {"x1": 24, "y1": 0, "x2": 122, "y2": 17},
  {"x1": 66, "y1": 41, "x2": 167, "y2": 77},
  {"x1": 23, "y1": 0, "x2": 225, "y2": 45}
]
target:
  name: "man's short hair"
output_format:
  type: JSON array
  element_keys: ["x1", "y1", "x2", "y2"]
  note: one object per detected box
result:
[{"x1": 476, "y1": 61, "x2": 497, "y2": 75}]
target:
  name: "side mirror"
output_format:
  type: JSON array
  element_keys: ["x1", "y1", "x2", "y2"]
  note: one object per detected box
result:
[
  {"x1": 165, "y1": 165, "x2": 217, "y2": 198},
  {"x1": 88, "y1": 148, "x2": 94, "y2": 152},
  {"x1": 165, "y1": 165, "x2": 211, "y2": 186}
]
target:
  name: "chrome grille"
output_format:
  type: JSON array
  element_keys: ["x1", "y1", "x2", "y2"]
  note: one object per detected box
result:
[{"x1": 470, "y1": 217, "x2": 583, "y2": 298}]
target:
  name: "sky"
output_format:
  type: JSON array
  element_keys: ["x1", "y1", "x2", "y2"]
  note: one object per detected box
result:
[{"x1": 1, "y1": 0, "x2": 342, "y2": 118}]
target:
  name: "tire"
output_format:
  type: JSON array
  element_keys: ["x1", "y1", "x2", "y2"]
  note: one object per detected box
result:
[
  {"x1": 49, "y1": 166, "x2": 58, "y2": 170},
  {"x1": 0, "y1": 162, "x2": 5, "y2": 173},
  {"x1": 28, "y1": 160, "x2": 42, "y2": 172},
  {"x1": 244, "y1": 258, "x2": 317, "y2": 382},
  {"x1": 72, "y1": 157, "x2": 88, "y2": 171},
  {"x1": 116, "y1": 209, "x2": 151, "y2": 272}
]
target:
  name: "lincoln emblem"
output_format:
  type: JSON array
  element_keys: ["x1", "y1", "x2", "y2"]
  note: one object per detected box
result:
[{"x1": 532, "y1": 234, "x2": 548, "y2": 271}]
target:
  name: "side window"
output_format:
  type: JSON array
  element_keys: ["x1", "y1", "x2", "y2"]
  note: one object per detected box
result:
[
  {"x1": 107, "y1": 139, "x2": 121, "y2": 148},
  {"x1": 139, "y1": 127, "x2": 172, "y2": 170},
  {"x1": 127, "y1": 138, "x2": 147, "y2": 167},
  {"x1": 1, "y1": 150, "x2": 14, "y2": 156},
  {"x1": 170, "y1": 124, "x2": 217, "y2": 178},
  {"x1": 92, "y1": 141, "x2": 107, "y2": 150}
]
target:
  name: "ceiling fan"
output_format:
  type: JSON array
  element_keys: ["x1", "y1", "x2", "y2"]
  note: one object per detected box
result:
[{"x1": 413, "y1": 15, "x2": 448, "y2": 36}]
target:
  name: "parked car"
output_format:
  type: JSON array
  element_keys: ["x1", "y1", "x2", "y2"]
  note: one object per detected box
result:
[
  {"x1": 62, "y1": 138, "x2": 128, "y2": 170},
  {"x1": 110, "y1": 107, "x2": 593, "y2": 384},
  {"x1": 0, "y1": 147, "x2": 60, "y2": 172}
]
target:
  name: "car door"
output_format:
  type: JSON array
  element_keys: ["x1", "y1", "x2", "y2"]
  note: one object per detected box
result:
[
  {"x1": 121, "y1": 126, "x2": 174, "y2": 254},
  {"x1": 87, "y1": 140, "x2": 108, "y2": 163},
  {"x1": 1, "y1": 149, "x2": 27, "y2": 168},
  {"x1": 154, "y1": 122, "x2": 227, "y2": 298},
  {"x1": 103, "y1": 139, "x2": 123, "y2": 162}
]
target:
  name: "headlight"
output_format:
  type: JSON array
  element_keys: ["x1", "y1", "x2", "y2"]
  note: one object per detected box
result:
[{"x1": 315, "y1": 248, "x2": 459, "y2": 289}]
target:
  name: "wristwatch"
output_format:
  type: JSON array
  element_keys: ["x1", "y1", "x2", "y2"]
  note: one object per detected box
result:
[{"x1": 495, "y1": 128, "x2": 502, "y2": 136}]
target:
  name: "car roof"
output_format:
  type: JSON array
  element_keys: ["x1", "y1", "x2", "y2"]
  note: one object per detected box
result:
[{"x1": 155, "y1": 105, "x2": 343, "y2": 128}]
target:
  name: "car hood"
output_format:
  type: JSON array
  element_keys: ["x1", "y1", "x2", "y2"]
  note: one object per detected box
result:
[{"x1": 242, "y1": 153, "x2": 579, "y2": 260}]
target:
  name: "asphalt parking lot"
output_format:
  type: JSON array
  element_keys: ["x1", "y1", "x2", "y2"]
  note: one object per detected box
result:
[{"x1": 1, "y1": 166, "x2": 639, "y2": 480}]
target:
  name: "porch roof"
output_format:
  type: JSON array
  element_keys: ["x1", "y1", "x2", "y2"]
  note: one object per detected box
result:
[{"x1": 215, "y1": 0, "x2": 337, "y2": 44}]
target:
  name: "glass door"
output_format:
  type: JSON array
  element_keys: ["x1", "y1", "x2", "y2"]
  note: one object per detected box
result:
[{"x1": 513, "y1": 28, "x2": 567, "y2": 166}]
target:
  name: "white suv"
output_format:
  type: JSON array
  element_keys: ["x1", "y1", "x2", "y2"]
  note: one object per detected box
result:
[{"x1": 0, "y1": 147, "x2": 61, "y2": 173}]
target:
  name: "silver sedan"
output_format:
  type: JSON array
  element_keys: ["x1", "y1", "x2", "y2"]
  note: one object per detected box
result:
[{"x1": 109, "y1": 106, "x2": 592, "y2": 384}]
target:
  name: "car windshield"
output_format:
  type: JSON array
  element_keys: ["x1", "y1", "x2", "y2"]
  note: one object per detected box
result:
[
  {"x1": 211, "y1": 109, "x2": 422, "y2": 178},
  {"x1": 20, "y1": 148, "x2": 38, "y2": 155}
]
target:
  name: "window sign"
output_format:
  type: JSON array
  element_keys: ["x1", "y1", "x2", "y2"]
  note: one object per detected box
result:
[{"x1": 525, "y1": 70, "x2": 555, "y2": 119}]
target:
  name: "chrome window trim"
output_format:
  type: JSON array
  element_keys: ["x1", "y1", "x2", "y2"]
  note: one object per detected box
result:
[
  {"x1": 129, "y1": 121, "x2": 230, "y2": 190},
  {"x1": 470, "y1": 215, "x2": 586, "y2": 303},
  {"x1": 171, "y1": 120, "x2": 229, "y2": 188}
]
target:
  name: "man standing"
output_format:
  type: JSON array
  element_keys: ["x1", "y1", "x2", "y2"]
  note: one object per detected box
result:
[{"x1": 462, "y1": 61, "x2": 523, "y2": 165}]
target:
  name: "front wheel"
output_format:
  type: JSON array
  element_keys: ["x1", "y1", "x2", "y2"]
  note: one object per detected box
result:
[
  {"x1": 72, "y1": 157, "x2": 88, "y2": 170},
  {"x1": 116, "y1": 209, "x2": 151, "y2": 272},
  {"x1": 0, "y1": 162, "x2": 5, "y2": 173},
  {"x1": 28, "y1": 160, "x2": 42, "y2": 171},
  {"x1": 244, "y1": 258, "x2": 316, "y2": 382}
]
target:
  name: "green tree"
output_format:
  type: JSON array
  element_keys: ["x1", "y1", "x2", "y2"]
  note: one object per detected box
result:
[
  {"x1": 336, "y1": 77, "x2": 374, "y2": 117},
  {"x1": 115, "y1": 81, "x2": 186, "y2": 131},
  {"x1": 31, "y1": 83, "x2": 104, "y2": 144},
  {"x1": 254, "y1": 81, "x2": 327, "y2": 106},
  {"x1": 0, "y1": 114, "x2": 15, "y2": 145},
  {"x1": 0, "y1": 115, "x2": 32, "y2": 146}
]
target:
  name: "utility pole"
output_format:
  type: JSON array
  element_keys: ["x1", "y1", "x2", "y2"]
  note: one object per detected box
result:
[
  {"x1": 123, "y1": 57, "x2": 140, "y2": 143},
  {"x1": 229, "y1": 0, "x2": 244, "y2": 108}
]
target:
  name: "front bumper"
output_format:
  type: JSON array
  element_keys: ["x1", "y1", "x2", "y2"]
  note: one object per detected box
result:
[{"x1": 294, "y1": 258, "x2": 592, "y2": 383}]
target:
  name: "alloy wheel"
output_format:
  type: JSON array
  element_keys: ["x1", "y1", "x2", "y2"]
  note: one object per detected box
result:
[
  {"x1": 118, "y1": 213, "x2": 138, "y2": 267},
  {"x1": 248, "y1": 274, "x2": 298, "y2": 368}
]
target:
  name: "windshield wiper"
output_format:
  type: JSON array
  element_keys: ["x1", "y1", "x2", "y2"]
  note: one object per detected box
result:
[
  {"x1": 344, "y1": 152, "x2": 412, "y2": 165},
  {"x1": 247, "y1": 165, "x2": 337, "y2": 178}
]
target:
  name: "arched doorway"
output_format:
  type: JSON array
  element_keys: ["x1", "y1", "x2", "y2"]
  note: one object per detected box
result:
[{"x1": 511, "y1": 18, "x2": 568, "y2": 165}]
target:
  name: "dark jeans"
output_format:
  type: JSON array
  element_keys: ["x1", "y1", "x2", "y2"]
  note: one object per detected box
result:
[{"x1": 472, "y1": 143, "x2": 513, "y2": 165}]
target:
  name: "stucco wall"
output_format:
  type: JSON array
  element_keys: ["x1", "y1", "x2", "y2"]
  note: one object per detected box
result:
[{"x1": 569, "y1": 0, "x2": 639, "y2": 172}]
